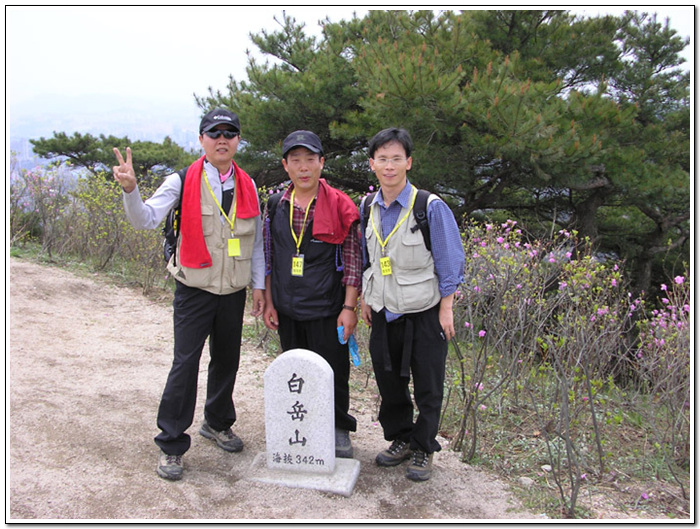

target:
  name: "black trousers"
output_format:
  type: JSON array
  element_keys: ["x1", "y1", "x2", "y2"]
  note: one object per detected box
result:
[
  {"x1": 369, "y1": 304, "x2": 447, "y2": 454},
  {"x1": 155, "y1": 282, "x2": 246, "y2": 455},
  {"x1": 277, "y1": 312, "x2": 357, "y2": 432}
]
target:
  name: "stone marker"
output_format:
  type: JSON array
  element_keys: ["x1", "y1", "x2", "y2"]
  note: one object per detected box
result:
[
  {"x1": 264, "y1": 347, "x2": 336, "y2": 474},
  {"x1": 247, "y1": 348, "x2": 360, "y2": 496}
]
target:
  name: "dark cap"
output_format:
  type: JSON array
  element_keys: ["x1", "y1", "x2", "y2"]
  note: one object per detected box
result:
[
  {"x1": 282, "y1": 130, "x2": 323, "y2": 157},
  {"x1": 200, "y1": 108, "x2": 241, "y2": 134}
]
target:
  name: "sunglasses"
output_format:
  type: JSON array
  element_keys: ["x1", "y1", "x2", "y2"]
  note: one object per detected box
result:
[{"x1": 204, "y1": 130, "x2": 239, "y2": 139}]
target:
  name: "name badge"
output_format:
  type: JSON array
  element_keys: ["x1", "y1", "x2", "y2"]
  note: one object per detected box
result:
[
  {"x1": 380, "y1": 256, "x2": 393, "y2": 276},
  {"x1": 292, "y1": 254, "x2": 305, "y2": 277},
  {"x1": 228, "y1": 238, "x2": 241, "y2": 257}
]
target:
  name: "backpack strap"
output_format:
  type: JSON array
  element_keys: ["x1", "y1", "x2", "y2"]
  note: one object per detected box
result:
[
  {"x1": 410, "y1": 188, "x2": 432, "y2": 252},
  {"x1": 360, "y1": 192, "x2": 377, "y2": 236},
  {"x1": 360, "y1": 192, "x2": 377, "y2": 270},
  {"x1": 162, "y1": 168, "x2": 188, "y2": 263},
  {"x1": 174, "y1": 168, "x2": 187, "y2": 233},
  {"x1": 266, "y1": 191, "x2": 283, "y2": 226},
  {"x1": 266, "y1": 191, "x2": 283, "y2": 234},
  {"x1": 176, "y1": 168, "x2": 187, "y2": 201}
]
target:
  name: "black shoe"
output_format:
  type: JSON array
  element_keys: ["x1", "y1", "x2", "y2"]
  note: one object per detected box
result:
[
  {"x1": 335, "y1": 428, "x2": 353, "y2": 458},
  {"x1": 375, "y1": 439, "x2": 411, "y2": 467},
  {"x1": 199, "y1": 422, "x2": 244, "y2": 452},
  {"x1": 157, "y1": 451, "x2": 183, "y2": 480},
  {"x1": 406, "y1": 449, "x2": 433, "y2": 481}
]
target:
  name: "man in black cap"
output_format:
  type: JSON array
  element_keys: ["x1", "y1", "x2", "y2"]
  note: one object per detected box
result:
[
  {"x1": 113, "y1": 108, "x2": 266, "y2": 480},
  {"x1": 262, "y1": 130, "x2": 362, "y2": 458}
]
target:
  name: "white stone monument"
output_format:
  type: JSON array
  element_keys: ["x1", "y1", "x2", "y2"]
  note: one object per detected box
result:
[{"x1": 247, "y1": 348, "x2": 360, "y2": 496}]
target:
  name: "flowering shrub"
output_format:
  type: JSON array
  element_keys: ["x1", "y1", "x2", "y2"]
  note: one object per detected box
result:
[
  {"x1": 10, "y1": 172, "x2": 41, "y2": 245},
  {"x1": 10, "y1": 161, "x2": 73, "y2": 256},
  {"x1": 636, "y1": 275, "x2": 690, "y2": 405},
  {"x1": 446, "y1": 220, "x2": 689, "y2": 516},
  {"x1": 633, "y1": 273, "x2": 690, "y2": 494},
  {"x1": 450, "y1": 220, "x2": 558, "y2": 457}
]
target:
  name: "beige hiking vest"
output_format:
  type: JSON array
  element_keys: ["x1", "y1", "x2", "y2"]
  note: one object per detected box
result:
[
  {"x1": 362, "y1": 197, "x2": 441, "y2": 314},
  {"x1": 167, "y1": 176, "x2": 257, "y2": 295}
]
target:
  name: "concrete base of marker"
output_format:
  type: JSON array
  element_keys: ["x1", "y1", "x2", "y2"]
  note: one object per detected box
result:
[{"x1": 247, "y1": 452, "x2": 361, "y2": 497}]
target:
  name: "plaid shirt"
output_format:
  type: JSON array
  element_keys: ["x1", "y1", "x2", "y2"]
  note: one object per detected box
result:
[{"x1": 263, "y1": 187, "x2": 362, "y2": 291}]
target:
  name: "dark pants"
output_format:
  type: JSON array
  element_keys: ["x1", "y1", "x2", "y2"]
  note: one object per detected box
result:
[
  {"x1": 155, "y1": 282, "x2": 246, "y2": 455},
  {"x1": 369, "y1": 304, "x2": 447, "y2": 454},
  {"x1": 277, "y1": 312, "x2": 357, "y2": 432}
]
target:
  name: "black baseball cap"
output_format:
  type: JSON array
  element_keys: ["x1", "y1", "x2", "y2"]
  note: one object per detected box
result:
[
  {"x1": 200, "y1": 109, "x2": 241, "y2": 134},
  {"x1": 282, "y1": 130, "x2": 323, "y2": 157}
]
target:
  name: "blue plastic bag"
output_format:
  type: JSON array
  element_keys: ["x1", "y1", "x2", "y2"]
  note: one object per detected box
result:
[{"x1": 337, "y1": 326, "x2": 361, "y2": 366}]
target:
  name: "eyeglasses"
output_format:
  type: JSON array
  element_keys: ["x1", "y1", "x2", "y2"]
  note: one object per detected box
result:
[
  {"x1": 373, "y1": 157, "x2": 407, "y2": 167},
  {"x1": 204, "y1": 130, "x2": 239, "y2": 139}
]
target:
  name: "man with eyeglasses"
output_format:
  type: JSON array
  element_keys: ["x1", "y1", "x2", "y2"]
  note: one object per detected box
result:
[
  {"x1": 113, "y1": 108, "x2": 265, "y2": 480},
  {"x1": 359, "y1": 128, "x2": 465, "y2": 481}
]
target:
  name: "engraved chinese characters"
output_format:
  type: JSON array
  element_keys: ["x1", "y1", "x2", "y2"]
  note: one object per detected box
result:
[{"x1": 263, "y1": 349, "x2": 335, "y2": 474}]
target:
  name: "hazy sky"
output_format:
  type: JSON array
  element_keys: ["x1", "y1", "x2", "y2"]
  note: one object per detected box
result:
[
  {"x1": 6, "y1": 6, "x2": 694, "y2": 112},
  {"x1": 7, "y1": 6, "x2": 366, "y2": 109}
]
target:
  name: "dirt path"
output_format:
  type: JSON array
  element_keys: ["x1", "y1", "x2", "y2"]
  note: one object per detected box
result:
[{"x1": 8, "y1": 257, "x2": 539, "y2": 521}]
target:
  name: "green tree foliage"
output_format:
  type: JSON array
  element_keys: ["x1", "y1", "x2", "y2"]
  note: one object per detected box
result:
[
  {"x1": 197, "y1": 9, "x2": 689, "y2": 293},
  {"x1": 195, "y1": 11, "x2": 368, "y2": 191},
  {"x1": 597, "y1": 12, "x2": 690, "y2": 294},
  {"x1": 30, "y1": 132, "x2": 198, "y2": 184}
]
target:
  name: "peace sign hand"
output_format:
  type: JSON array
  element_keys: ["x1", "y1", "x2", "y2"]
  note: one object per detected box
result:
[{"x1": 112, "y1": 147, "x2": 137, "y2": 193}]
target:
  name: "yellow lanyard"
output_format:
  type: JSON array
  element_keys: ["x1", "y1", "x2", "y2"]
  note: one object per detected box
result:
[
  {"x1": 289, "y1": 188, "x2": 314, "y2": 255},
  {"x1": 203, "y1": 169, "x2": 237, "y2": 233},
  {"x1": 370, "y1": 186, "x2": 417, "y2": 255}
]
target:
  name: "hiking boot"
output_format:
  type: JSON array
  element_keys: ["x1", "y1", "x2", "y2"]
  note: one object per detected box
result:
[
  {"x1": 375, "y1": 439, "x2": 411, "y2": 467},
  {"x1": 335, "y1": 428, "x2": 353, "y2": 459},
  {"x1": 199, "y1": 422, "x2": 244, "y2": 452},
  {"x1": 157, "y1": 451, "x2": 183, "y2": 481},
  {"x1": 406, "y1": 449, "x2": 433, "y2": 481}
]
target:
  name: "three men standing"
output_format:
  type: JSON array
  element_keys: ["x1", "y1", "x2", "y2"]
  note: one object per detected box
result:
[{"x1": 116, "y1": 113, "x2": 464, "y2": 483}]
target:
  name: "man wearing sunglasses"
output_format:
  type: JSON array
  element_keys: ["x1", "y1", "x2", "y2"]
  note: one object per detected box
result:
[{"x1": 113, "y1": 108, "x2": 266, "y2": 481}]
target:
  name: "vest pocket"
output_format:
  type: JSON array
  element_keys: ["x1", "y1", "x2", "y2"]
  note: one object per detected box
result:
[
  {"x1": 232, "y1": 219, "x2": 255, "y2": 260},
  {"x1": 399, "y1": 226, "x2": 432, "y2": 268},
  {"x1": 394, "y1": 267, "x2": 439, "y2": 313},
  {"x1": 201, "y1": 205, "x2": 215, "y2": 236},
  {"x1": 362, "y1": 267, "x2": 375, "y2": 304}
]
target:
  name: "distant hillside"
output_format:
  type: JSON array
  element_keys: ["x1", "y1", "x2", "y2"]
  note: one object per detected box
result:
[{"x1": 9, "y1": 93, "x2": 203, "y2": 149}]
